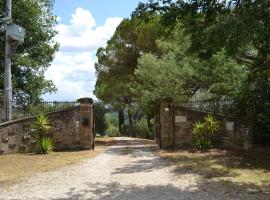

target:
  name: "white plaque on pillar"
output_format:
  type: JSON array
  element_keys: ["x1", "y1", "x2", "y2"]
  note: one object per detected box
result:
[
  {"x1": 76, "y1": 121, "x2": 80, "y2": 128},
  {"x1": 226, "y1": 122, "x2": 234, "y2": 131},
  {"x1": 175, "y1": 115, "x2": 187, "y2": 123}
]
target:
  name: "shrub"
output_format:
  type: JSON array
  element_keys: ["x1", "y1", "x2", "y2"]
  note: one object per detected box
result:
[
  {"x1": 37, "y1": 137, "x2": 54, "y2": 154},
  {"x1": 192, "y1": 114, "x2": 220, "y2": 150},
  {"x1": 31, "y1": 113, "x2": 53, "y2": 154},
  {"x1": 122, "y1": 118, "x2": 154, "y2": 139},
  {"x1": 105, "y1": 113, "x2": 120, "y2": 137},
  {"x1": 134, "y1": 118, "x2": 154, "y2": 139},
  {"x1": 106, "y1": 124, "x2": 121, "y2": 137},
  {"x1": 94, "y1": 101, "x2": 108, "y2": 135},
  {"x1": 253, "y1": 103, "x2": 270, "y2": 145}
]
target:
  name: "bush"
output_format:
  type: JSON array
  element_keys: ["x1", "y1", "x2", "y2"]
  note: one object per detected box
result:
[
  {"x1": 37, "y1": 137, "x2": 54, "y2": 154},
  {"x1": 94, "y1": 101, "x2": 107, "y2": 135},
  {"x1": 31, "y1": 113, "x2": 53, "y2": 154},
  {"x1": 106, "y1": 125, "x2": 121, "y2": 137},
  {"x1": 192, "y1": 114, "x2": 220, "y2": 150},
  {"x1": 122, "y1": 118, "x2": 154, "y2": 139},
  {"x1": 105, "y1": 113, "x2": 120, "y2": 137},
  {"x1": 253, "y1": 103, "x2": 270, "y2": 145}
]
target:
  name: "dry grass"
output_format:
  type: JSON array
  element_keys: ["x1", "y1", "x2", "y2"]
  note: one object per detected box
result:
[
  {"x1": 0, "y1": 137, "x2": 115, "y2": 186},
  {"x1": 95, "y1": 136, "x2": 118, "y2": 145},
  {"x1": 159, "y1": 148, "x2": 270, "y2": 192}
]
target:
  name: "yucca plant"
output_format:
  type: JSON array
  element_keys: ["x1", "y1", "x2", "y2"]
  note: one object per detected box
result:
[
  {"x1": 37, "y1": 137, "x2": 54, "y2": 154},
  {"x1": 192, "y1": 114, "x2": 220, "y2": 150},
  {"x1": 204, "y1": 114, "x2": 220, "y2": 134},
  {"x1": 31, "y1": 113, "x2": 54, "y2": 154}
]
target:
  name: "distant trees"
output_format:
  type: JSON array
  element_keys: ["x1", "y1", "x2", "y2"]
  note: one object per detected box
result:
[
  {"x1": 0, "y1": 0, "x2": 58, "y2": 103},
  {"x1": 94, "y1": 15, "x2": 164, "y2": 137},
  {"x1": 94, "y1": 101, "x2": 108, "y2": 136},
  {"x1": 95, "y1": 0, "x2": 270, "y2": 144}
]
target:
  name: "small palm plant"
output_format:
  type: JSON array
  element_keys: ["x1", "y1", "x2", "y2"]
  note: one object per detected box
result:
[
  {"x1": 192, "y1": 114, "x2": 220, "y2": 150},
  {"x1": 31, "y1": 113, "x2": 54, "y2": 154}
]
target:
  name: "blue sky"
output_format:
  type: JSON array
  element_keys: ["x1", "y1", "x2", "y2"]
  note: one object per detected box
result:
[
  {"x1": 54, "y1": 0, "x2": 144, "y2": 25},
  {"x1": 44, "y1": 0, "x2": 147, "y2": 101}
]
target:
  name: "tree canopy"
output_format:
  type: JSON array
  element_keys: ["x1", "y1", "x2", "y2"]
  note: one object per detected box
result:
[
  {"x1": 95, "y1": 0, "x2": 270, "y2": 143},
  {"x1": 0, "y1": 0, "x2": 58, "y2": 103}
]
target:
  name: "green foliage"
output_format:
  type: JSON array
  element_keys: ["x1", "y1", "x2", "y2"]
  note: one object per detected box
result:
[
  {"x1": 135, "y1": 118, "x2": 154, "y2": 139},
  {"x1": 192, "y1": 114, "x2": 220, "y2": 150},
  {"x1": 31, "y1": 113, "x2": 53, "y2": 154},
  {"x1": 31, "y1": 113, "x2": 51, "y2": 137},
  {"x1": 105, "y1": 113, "x2": 118, "y2": 127},
  {"x1": 253, "y1": 103, "x2": 270, "y2": 145},
  {"x1": 133, "y1": 0, "x2": 270, "y2": 144},
  {"x1": 37, "y1": 137, "x2": 54, "y2": 154},
  {"x1": 94, "y1": 101, "x2": 108, "y2": 135},
  {"x1": 95, "y1": 0, "x2": 270, "y2": 144},
  {"x1": 0, "y1": 0, "x2": 58, "y2": 103},
  {"x1": 105, "y1": 113, "x2": 120, "y2": 137},
  {"x1": 106, "y1": 126, "x2": 121, "y2": 137},
  {"x1": 134, "y1": 22, "x2": 196, "y2": 108},
  {"x1": 122, "y1": 118, "x2": 154, "y2": 139},
  {"x1": 204, "y1": 114, "x2": 220, "y2": 134},
  {"x1": 94, "y1": 15, "x2": 165, "y2": 126},
  {"x1": 135, "y1": 22, "x2": 243, "y2": 109}
]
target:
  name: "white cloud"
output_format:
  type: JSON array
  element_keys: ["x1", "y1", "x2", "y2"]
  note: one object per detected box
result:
[
  {"x1": 44, "y1": 8, "x2": 122, "y2": 101},
  {"x1": 44, "y1": 52, "x2": 96, "y2": 101},
  {"x1": 56, "y1": 16, "x2": 61, "y2": 22},
  {"x1": 55, "y1": 8, "x2": 122, "y2": 52}
]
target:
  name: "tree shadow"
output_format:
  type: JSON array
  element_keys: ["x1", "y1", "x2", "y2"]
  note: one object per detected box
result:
[
  {"x1": 49, "y1": 138, "x2": 270, "y2": 200},
  {"x1": 112, "y1": 156, "x2": 169, "y2": 174},
  {"x1": 165, "y1": 148, "x2": 270, "y2": 179},
  {"x1": 52, "y1": 180, "x2": 269, "y2": 200},
  {"x1": 103, "y1": 140, "x2": 167, "y2": 174}
]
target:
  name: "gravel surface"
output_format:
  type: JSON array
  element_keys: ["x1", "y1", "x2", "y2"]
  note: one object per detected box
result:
[{"x1": 0, "y1": 137, "x2": 268, "y2": 200}]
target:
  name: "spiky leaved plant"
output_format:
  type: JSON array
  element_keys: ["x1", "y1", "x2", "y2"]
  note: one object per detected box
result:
[
  {"x1": 31, "y1": 113, "x2": 53, "y2": 154},
  {"x1": 192, "y1": 114, "x2": 220, "y2": 150}
]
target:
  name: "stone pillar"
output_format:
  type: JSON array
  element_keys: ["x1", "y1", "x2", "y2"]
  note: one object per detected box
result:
[
  {"x1": 159, "y1": 99, "x2": 174, "y2": 148},
  {"x1": 78, "y1": 98, "x2": 94, "y2": 150},
  {"x1": 0, "y1": 99, "x2": 4, "y2": 123}
]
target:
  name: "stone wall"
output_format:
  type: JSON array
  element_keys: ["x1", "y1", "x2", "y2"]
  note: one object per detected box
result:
[
  {"x1": 156, "y1": 100, "x2": 252, "y2": 149},
  {"x1": 0, "y1": 98, "x2": 95, "y2": 155}
]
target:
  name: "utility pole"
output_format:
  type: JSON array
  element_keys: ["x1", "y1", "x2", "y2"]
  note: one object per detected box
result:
[{"x1": 4, "y1": 0, "x2": 13, "y2": 121}]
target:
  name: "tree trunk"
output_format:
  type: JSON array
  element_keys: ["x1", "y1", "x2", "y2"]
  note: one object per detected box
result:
[
  {"x1": 119, "y1": 108, "x2": 125, "y2": 134},
  {"x1": 128, "y1": 108, "x2": 133, "y2": 137}
]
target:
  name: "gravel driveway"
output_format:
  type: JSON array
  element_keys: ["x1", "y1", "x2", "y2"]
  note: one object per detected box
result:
[{"x1": 0, "y1": 137, "x2": 267, "y2": 200}]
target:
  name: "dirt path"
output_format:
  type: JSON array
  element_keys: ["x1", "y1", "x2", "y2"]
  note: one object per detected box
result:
[{"x1": 0, "y1": 137, "x2": 267, "y2": 200}]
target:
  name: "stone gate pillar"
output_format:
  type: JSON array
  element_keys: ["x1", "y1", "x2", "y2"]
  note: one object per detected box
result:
[
  {"x1": 0, "y1": 99, "x2": 4, "y2": 122},
  {"x1": 158, "y1": 99, "x2": 174, "y2": 148},
  {"x1": 78, "y1": 98, "x2": 94, "y2": 150}
]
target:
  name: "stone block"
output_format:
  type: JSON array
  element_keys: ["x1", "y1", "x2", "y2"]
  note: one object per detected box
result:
[
  {"x1": 161, "y1": 137, "x2": 173, "y2": 148},
  {"x1": 73, "y1": 141, "x2": 81, "y2": 145},
  {"x1": 54, "y1": 141, "x2": 62, "y2": 146},
  {"x1": 8, "y1": 130, "x2": 16, "y2": 136},
  {"x1": 22, "y1": 134, "x2": 31, "y2": 142},
  {"x1": 23, "y1": 123, "x2": 31, "y2": 131},
  {"x1": 54, "y1": 119, "x2": 63, "y2": 124},
  {"x1": 2, "y1": 137, "x2": 9, "y2": 143},
  {"x1": 18, "y1": 145, "x2": 26, "y2": 153},
  {"x1": 8, "y1": 143, "x2": 16, "y2": 150}
]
